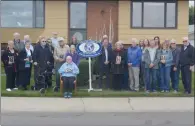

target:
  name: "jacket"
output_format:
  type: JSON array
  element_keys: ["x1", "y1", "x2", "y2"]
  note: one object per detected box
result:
[
  {"x1": 53, "y1": 45, "x2": 70, "y2": 63},
  {"x1": 14, "y1": 39, "x2": 25, "y2": 53},
  {"x1": 65, "y1": 52, "x2": 80, "y2": 66},
  {"x1": 179, "y1": 44, "x2": 195, "y2": 66},
  {"x1": 111, "y1": 49, "x2": 126, "y2": 74},
  {"x1": 171, "y1": 47, "x2": 181, "y2": 68},
  {"x1": 58, "y1": 62, "x2": 79, "y2": 77},
  {"x1": 98, "y1": 46, "x2": 112, "y2": 67},
  {"x1": 127, "y1": 46, "x2": 142, "y2": 67},
  {"x1": 159, "y1": 49, "x2": 173, "y2": 67},
  {"x1": 18, "y1": 49, "x2": 33, "y2": 71},
  {"x1": 144, "y1": 48, "x2": 161, "y2": 69}
]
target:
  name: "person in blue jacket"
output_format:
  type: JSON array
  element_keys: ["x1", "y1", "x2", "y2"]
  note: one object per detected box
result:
[
  {"x1": 58, "y1": 56, "x2": 79, "y2": 98},
  {"x1": 127, "y1": 38, "x2": 142, "y2": 91}
]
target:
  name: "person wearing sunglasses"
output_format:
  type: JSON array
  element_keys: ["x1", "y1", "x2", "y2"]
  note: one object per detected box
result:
[
  {"x1": 170, "y1": 39, "x2": 181, "y2": 93},
  {"x1": 33, "y1": 37, "x2": 54, "y2": 88},
  {"x1": 179, "y1": 37, "x2": 195, "y2": 94}
]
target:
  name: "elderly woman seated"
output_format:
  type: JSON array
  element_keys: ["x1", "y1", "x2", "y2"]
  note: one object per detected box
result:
[{"x1": 58, "y1": 56, "x2": 79, "y2": 98}]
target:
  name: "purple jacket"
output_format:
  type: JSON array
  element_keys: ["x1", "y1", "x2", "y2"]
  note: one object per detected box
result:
[{"x1": 64, "y1": 52, "x2": 80, "y2": 66}]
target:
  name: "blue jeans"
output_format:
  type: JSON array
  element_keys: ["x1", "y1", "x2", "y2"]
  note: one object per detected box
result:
[
  {"x1": 170, "y1": 66, "x2": 180, "y2": 91},
  {"x1": 145, "y1": 68, "x2": 157, "y2": 91},
  {"x1": 160, "y1": 65, "x2": 171, "y2": 91}
]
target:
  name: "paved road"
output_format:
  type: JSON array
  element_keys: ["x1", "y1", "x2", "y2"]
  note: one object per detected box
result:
[{"x1": 1, "y1": 112, "x2": 194, "y2": 126}]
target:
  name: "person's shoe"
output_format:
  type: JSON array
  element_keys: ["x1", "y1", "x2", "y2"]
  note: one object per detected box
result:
[
  {"x1": 145, "y1": 90, "x2": 150, "y2": 93},
  {"x1": 13, "y1": 88, "x2": 18, "y2": 90},
  {"x1": 64, "y1": 92, "x2": 68, "y2": 98},
  {"x1": 68, "y1": 92, "x2": 72, "y2": 98},
  {"x1": 161, "y1": 90, "x2": 165, "y2": 93},
  {"x1": 165, "y1": 90, "x2": 169, "y2": 93},
  {"x1": 153, "y1": 90, "x2": 157, "y2": 93},
  {"x1": 6, "y1": 88, "x2": 11, "y2": 92},
  {"x1": 173, "y1": 90, "x2": 178, "y2": 93}
]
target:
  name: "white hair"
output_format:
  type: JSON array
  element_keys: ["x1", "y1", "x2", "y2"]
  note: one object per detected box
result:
[
  {"x1": 170, "y1": 39, "x2": 176, "y2": 43},
  {"x1": 66, "y1": 56, "x2": 72, "y2": 60},
  {"x1": 13, "y1": 32, "x2": 20, "y2": 36},
  {"x1": 24, "y1": 35, "x2": 30, "y2": 39},
  {"x1": 8, "y1": 40, "x2": 14, "y2": 45},
  {"x1": 182, "y1": 37, "x2": 189, "y2": 41},
  {"x1": 70, "y1": 45, "x2": 76, "y2": 49},
  {"x1": 115, "y1": 41, "x2": 123, "y2": 48},
  {"x1": 131, "y1": 38, "x2": 138, "y2": 43}
]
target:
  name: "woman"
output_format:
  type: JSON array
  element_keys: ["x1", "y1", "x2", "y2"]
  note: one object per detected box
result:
[
  {"x1": 58, "y1": 56, "x2": 79, "y2": 98},
  {"x1": 154, "y1": 36, "x2": 161, "y2": 90},
  {"x1": 18, "y1": 42, "x2": 33, "y2": 90},
  {"x1": 69, "y1": 36, "x2": 78, "y2": 47},
  {"x1": 111, "y1": 41, "x2": 126, "y2": 90},
  {"x1": 159, "y1": 42, "x2": 173, "y2": 92},
  {"x1": 1, "y1": 40, "x2": 18, "y2": 91},
  {"x1": 64, "y1": 45, "x2": 80, "y2": 66},
  {"x1": 140, "y1": 39, "x2": 150, "y2": 89}
]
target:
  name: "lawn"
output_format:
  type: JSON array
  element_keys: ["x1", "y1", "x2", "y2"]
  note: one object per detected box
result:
[{"x1": 1, "y1": 65, "x2": 194, "y2": 97}]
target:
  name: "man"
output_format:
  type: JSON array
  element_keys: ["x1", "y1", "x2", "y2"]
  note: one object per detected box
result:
[
  {"x1": 51, "y1": 32, "x2": 59, "y2": 48},
  {"x1": 58, "y1": 56, "x2": 79, "y2": 98},
  {"x1": 13, "y1": 32, "x2": 25, "y2": 88},
  {"x1": 33, "y1": 37, "x2": 54, "y2": 88},
  {"x1": 98, "y1": 37, "x2": 112, "y2": 89},
  {"x1": 53, "y1": 37, "x2": 70, "y2": 90},
  {"x1": 170, "y1": 39, "x2": 181, "y2": 93},
  {"x1": 13, "y1": 32, "x2": 24, "y2": 53},
  {"x1": 101, "y1": 35, "x2": 112, "y2": 48},
  {"x1": 127, "y1": 38, "x2": 142, "y2": 91},
  {"x1": 144, "y1": 40, "x2": 161, "y2": 93},
  {"x1": 23, "y1": 35, "x2": 34, "y2": 52},
  {"x1": 179, "y1": 37, "x2": 195, "y2": 94}
]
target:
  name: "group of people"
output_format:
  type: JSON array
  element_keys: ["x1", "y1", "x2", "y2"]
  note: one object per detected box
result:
[
  {"x1": 99, "y1": 36, "x2": 194, "y2": 94},
  {"x1": 1, "y1": 32, "x2": 80, "y2": 98},
  {"x1": 1, "y1": 31, "x2": 194, "y2": 98}
]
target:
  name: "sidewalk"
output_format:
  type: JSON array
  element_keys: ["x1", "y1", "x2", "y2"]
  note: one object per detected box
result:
[{"x1": 1, "y1": 97, "x2": 194, "y2": 113}]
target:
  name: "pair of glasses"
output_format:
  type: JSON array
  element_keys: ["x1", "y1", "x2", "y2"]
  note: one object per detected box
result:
[
  {"x1": 42, "y1": 41, "x2": 46, "y2": 42},
  {"x1": 183, "y1": 41, "x2": 187, "y2": 43}
]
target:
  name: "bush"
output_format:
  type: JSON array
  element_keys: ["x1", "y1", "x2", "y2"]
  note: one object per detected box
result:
[{"x1": 77, "y1": 59, "x2": 95, "y2": 87}]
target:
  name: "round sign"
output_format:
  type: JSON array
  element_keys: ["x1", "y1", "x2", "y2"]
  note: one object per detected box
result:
[{"x1": 76, "y1": 40, "x2": 102, "y2": 58}]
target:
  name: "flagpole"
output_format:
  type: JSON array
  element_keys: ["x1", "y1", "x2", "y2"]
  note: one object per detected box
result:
[{"x1": 88, "y1": 37, "x2": 93, "y2": 92}]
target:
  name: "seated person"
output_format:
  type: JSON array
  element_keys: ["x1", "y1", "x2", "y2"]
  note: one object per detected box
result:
[{"x1": 58, "y1": 56, "x2": 79, "y2": 98}]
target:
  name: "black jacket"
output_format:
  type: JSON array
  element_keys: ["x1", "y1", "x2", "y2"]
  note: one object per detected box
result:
[
  {"x1": 18, "y1": 49, "x2": 33, "y2": 71},
  {"x1": 179, "y1": 44, "x2": 195, "y2": 66},
  {"x1": 111, "y1": 49, "x2": 126, "y2": 74},
  {"x1": 98, "y1": 46, "x2": 112, "y2": 67},
  {"x1": 1, "y1": 49, "x2": 18, "y2": 72},
  {"x1": 32, "y1": 44, "x2": 54, "y2": 68}
]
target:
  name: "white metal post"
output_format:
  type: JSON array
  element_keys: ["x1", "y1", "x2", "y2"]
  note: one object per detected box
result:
[{"x1": 88, "y1": 57, "x2": 93, "y2": 92}]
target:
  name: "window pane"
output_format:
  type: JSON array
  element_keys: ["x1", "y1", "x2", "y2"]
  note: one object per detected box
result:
[
  {"x1": 143, "y1": 2, "x2": 164, "y2": 27},
  {"x1": 166, "y1": 3, "x2": 176, "y2": 27},
  {"x1": 70, "y1": 2, "x2": 86, "y2": 29},
  {"x1": 1, "y1": 1, "x2": 33, "y2": 27},
  {"x1": 70, "y1": 29, "x2": 87, "y2": 42},
  {"x1": 35, "y1": 0, "x2": 44, "y2": 28},
  {"x1": 132, "y1": 2, "x2": 142, "y2": 27}
]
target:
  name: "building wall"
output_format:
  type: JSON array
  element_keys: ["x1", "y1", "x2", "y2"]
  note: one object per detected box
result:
[
  {"x1": 118, "y1": 1, "x2": 189, "y2": 44},
  {"x1": 0, "y1": 1, "x2": 68, "y2": 43}
]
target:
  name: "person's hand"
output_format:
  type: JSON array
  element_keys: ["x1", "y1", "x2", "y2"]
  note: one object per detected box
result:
[
  {"x1": 59, "y1": 58, "x2": 64, "y2": 62},
  {"x1": 173, "y1": 67, "x2": 177, "y2": 71},
  {"x1": 30, "y1": 60, "x2": 33, "y2": 63},
  {"x1": 149, "y1": 63, "x2": 154, "y2": 68},
  {"x1": 34, "y1": 62, "x2": 38, "y2": 66},
  {"x1": 190, "y1": 66, "x2": 194, "y2": 71},
  {"x1": 161, "y1": 60, "x2": 165, "y2": 64},
  {"x1": 47, "y1": 61, "x2": 50, "y2": 64},
  {"x1": 24, "y1": 58, "x2": 29, "y2": 61},
  {"x1": 104, "y1": 61, "x2": 109, "y2": 65},
  {"x1": 128, "y1": 63, "x2": 132, "y2": 67}
]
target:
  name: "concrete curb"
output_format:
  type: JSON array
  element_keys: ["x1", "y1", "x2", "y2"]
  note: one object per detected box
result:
[{"x1": 1, "y1": 97, "x2": 194, "y2": 113}]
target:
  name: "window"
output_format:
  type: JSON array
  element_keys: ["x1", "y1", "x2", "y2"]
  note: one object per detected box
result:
[
  {"x1": 69, "y1": 2, "x2": 87, "y2": 42},
  {"x1": 131, "y1": 0, "x2": 177, "y2": 28},
  {"x1": 1, "y1": 0, "x2": 44, "y2": 28}
]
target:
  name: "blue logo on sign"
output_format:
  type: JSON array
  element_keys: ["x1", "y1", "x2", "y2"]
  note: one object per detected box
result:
[{"x1": 76, "y1": 40, "x2": 102, "y2": 58}]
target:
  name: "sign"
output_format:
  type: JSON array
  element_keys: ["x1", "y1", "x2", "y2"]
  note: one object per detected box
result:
[{"x1": 76, "y1": 40, "x2": 102, "y2": 58}]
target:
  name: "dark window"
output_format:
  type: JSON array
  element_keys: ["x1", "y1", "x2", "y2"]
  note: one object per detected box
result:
[
  {"x1": 69, "y1": 1, "x2": 87, "y2": 42},
  {"x1": 1, "y1": 0, "x2": 45, "y2": 28},
  {"x1": 131, "y1": 0, "x2": 177, "y2": 29}
]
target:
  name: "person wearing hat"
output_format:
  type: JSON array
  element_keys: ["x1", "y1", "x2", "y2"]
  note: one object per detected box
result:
[
  {"x1": 53, "y1": 37, "x2": 70, "y2": 90},
  {"x1": 170, "y1": 39, "x2": 181, "y2": 93},
  {"x1": 179, "y1": 37, "x2": 195, "y2": 94}
]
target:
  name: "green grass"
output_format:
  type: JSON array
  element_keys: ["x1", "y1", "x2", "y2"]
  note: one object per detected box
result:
[{"x1": 1, "y1": 65, "x2": 194, "y2": 97}]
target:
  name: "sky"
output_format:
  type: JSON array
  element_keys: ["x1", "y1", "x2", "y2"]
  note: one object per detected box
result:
[{"x1": 189, "y1": 1, "x2": 194, "y2": 6}]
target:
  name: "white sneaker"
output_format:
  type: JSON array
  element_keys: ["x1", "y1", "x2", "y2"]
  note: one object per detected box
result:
[
  {"x1": 173, "y1": 90, "x2": 178, "y2": 93},
  {"x1": 6, "y1": 88, "x2": 12, "y2": 91},
  {"x1": 13, "y1": 88, "x2": 18, "y2": 90}
]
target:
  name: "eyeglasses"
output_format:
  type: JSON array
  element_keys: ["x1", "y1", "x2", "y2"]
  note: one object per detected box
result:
[
  {"x1": 183, "y1": 41, "x2": 188, "y2": 43},
  {"x1": 42, "y1": 41, "x2": 46, "y2": 42}
]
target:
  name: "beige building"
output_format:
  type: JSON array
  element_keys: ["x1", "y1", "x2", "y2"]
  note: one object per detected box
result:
[{"x1": 0, "y1": 0, "x2": 189, "y2": 46}]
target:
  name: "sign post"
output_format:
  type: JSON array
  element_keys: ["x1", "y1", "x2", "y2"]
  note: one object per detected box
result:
[{"x1": 76, "y1": 39, "x2": 102, "y2": 92}]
